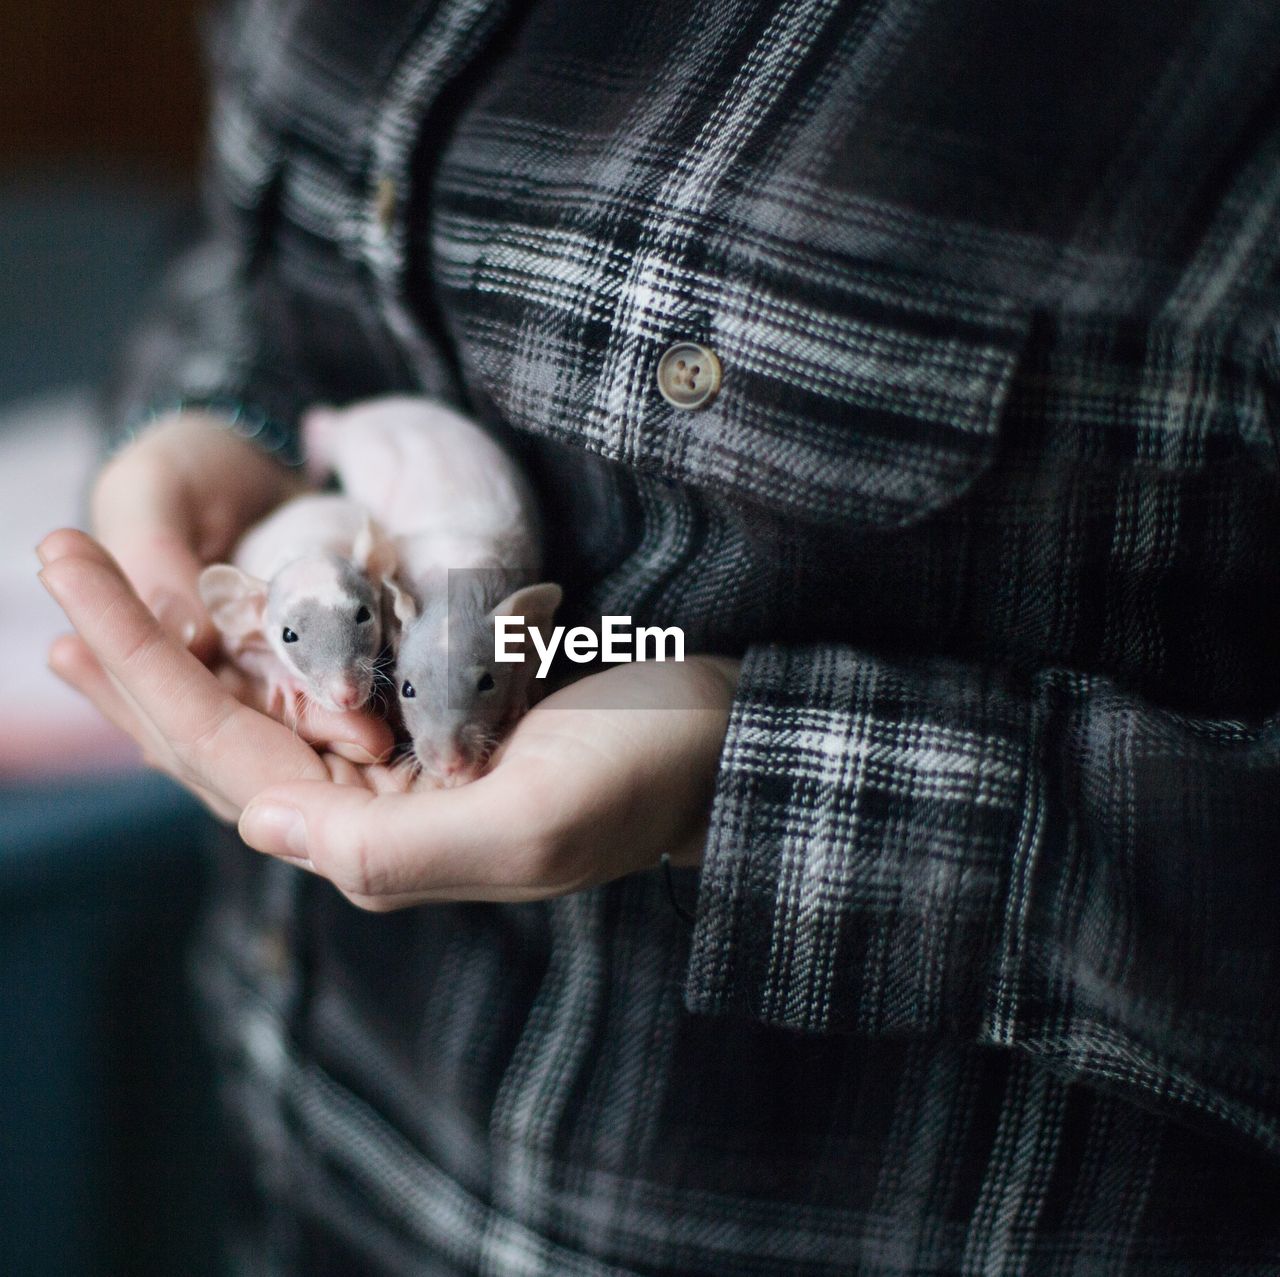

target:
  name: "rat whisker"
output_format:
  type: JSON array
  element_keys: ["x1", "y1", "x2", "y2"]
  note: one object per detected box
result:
[{"x1": 388, "y1": 750, "x2": 422, "y2": 787}]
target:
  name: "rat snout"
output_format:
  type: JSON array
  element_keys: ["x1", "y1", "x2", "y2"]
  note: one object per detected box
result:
[
  {"x1": 439, "y1": 749, "x2": 473, "y2": 786},
  {"x1": 326, "y1": 677, "x2": 364, "y2": 711},
  {"x1": 414, "y1": 739, "x2": 482, "y2": 787}
]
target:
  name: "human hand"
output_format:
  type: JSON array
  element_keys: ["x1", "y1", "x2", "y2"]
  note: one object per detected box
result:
[
  {"x1": 90, "y1": 411, "x2": 301, "y2": 659},
  {"x1": 234, "y1": 657, "x2": 741, "y2": 910},
  {"x1": 39, "y1": 529, "x2": 403, "y2": 820},
  {"x1": 40, "y1": 415, "x2": 396, "y2": 812},
  {"x1": 55, "y1": 412, "x2": 393, "y2": 764}
]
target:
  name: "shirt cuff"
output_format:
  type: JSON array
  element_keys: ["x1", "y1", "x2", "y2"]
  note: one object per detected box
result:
[{"x1": 106, "y1": 396, "x2": 303, "y2": 467}]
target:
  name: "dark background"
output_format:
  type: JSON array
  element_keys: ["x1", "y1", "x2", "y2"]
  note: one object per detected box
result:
[
  {"x1": 0, "y1": 1, "x2": 209, "y2": 400},
  {"x1": 0, "y1": 1, "x2": 205, "y2": 173},
  {"x1": 1, "y1": 7, "x2": 229, "y2": 1276}
]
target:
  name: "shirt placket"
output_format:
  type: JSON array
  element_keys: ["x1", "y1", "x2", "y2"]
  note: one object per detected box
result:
[{"x1": 357, "y1": 0, "x2": 515, "y2": 396}]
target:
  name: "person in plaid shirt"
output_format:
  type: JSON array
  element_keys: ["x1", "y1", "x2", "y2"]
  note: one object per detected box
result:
[{"x1": 38, "y1": 0, "x2": 1280, "y2": 1271}]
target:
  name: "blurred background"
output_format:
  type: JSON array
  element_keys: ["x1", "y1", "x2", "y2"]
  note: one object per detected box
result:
[{"x1": 1, "y1": 4, "x2": 228, "y2": 1273}]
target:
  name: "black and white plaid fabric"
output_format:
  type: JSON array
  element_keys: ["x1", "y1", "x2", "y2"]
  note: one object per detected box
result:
[{"x1": 115, "y1": 0, "x2": 1280, "y2": 1271}]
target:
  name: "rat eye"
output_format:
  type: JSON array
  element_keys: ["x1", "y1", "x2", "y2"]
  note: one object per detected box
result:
[
  {"x1": 282, "y1": 627, "x2": 298, "y2": 644},
  {"x1": 476, "y1": 672, "x2": 495, "y2": 693},
  {"x1": 401, "y1": 681, "x2": 416, "y2": 699},
  {"x1": 355, "y1": 605, "x2": 372, "y2": 624}
]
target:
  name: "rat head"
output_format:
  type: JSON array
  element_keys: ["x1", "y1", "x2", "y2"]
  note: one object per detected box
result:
[
  {"x1": 200, "y1": 521, "x2": 399, "y2": 712},
  {"x1": 394, "y1": 580, "x2": 561, "y2": 786}
]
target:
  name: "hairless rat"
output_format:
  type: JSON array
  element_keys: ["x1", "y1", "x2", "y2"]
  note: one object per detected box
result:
[
  {"x1": 198, "y1": 492, "x2": 399, "y2": 716},
  {"x1": 305, "y1": 396, "x2": 562, "y2": 785}
]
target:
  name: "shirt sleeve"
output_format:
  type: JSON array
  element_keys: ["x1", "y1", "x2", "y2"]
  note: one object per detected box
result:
[
  {"x1": 100, "y1": 0, "x2": 318, "y2": 460},
  {"x1": 685, "y1": 642, "x2": 1280, "y2": 1159},
  {"x1": 104, "y1": 228, "x2": 310, "y2": 464},
  {"x1": 102, "y1": 0, "x2": 426, "y2": 463}
]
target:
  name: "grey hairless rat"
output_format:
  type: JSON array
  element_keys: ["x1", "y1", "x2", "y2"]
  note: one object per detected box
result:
[
  {"x1": 198, "y1": 492, "x2": 399, "y2": 716},
  {"x1": 305, "y1": 396, "x2": 562, "y2": 784}
]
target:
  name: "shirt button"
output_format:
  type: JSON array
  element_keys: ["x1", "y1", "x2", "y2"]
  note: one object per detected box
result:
[
  {"x1": 656, "y1": 342, "x2": 722, "y2": 410},
  {"x1": 375, "y1": 176, "x2": 397, "y2": 232}
]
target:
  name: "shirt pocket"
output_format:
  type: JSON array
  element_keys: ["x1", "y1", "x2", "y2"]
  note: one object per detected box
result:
[{"x1": 451, "y1": 226, "x2": 1030, "y2": 531}]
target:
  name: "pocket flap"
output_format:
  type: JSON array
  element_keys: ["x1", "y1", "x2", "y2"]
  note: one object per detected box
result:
[{"x1": 461, "y1": 243, "x2": 1029, "y2": 530}]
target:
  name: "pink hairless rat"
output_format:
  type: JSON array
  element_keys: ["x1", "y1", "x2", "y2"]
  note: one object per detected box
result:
[
  {"x1": 198, "y1": 493, "x2": 400, "y2": 717},
  {"x1": 305, "y1": 396, "x2": 562, "y2": 785}
]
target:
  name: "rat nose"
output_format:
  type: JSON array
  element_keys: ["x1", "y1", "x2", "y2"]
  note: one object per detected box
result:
[
  {"x1": 436, "y1": 745, "x2": 478, "y2": 786},
  {"x1": 328, "y1": 679, "x2": 361, "y2": 710},
  {"x1": 414, "y1": 741, "x2": 480, "y2": 787}
]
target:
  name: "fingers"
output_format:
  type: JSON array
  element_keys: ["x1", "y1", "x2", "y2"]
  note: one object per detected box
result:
[
  {"x1": 216, "y1": 664, "x2": 396, "y2": 765},
  {"x1": 37, "y1": 527, "x2": 116, "y2": 571},
  {"x1": 39, "y1": 547, "x2": 328, "y2": 808},
  {"x1": 39, "y1": 549, "x2": 217, "y2": 710},
  {"x1": 86, "y1": 411, "x2": 308, "y2": 662},
  {"x1": 319, "y1": 752, "x2": 368, "y2": 790},
  {"x1": 47, "y1": 632, "x2": 239, "y2": 820},
  {"x1": 364, "y1": 758, "x2": 419, "y2": 795},
  {"x1": 41, "y1": 529, "x2": 389, "y2": 777},
  {"x1": 47, "y1": 631, "x2": 148, "y2": 743},
  {"x1": 90, "y1": 450, "x2": 223, "y2": 658},
  {"x1": 288, "y1": 702, "x2": 396, "y2": 766},
  {"x1": 238, "y1": 776, "x2": 538, "y2": 904}
]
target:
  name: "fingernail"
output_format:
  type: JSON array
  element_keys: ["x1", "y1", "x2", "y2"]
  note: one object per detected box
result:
[
  {"x1": 241, "y1": 803, "x2": 310, "y2": 863},
  {"x1": 34, "y1": 533, "x2": 71, "y2": 566},
  {"x1": 329, "y1": 741, "x2": 380, "y2": 766},
  {"x1": 148, "y1": 590, "x2": 200, "y2": 646}
]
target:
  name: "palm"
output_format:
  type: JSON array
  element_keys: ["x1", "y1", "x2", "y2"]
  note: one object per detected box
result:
[
  {"x1": 243, "y1": 657, "x2": 739, "y2": 909},
  {"x1": 485, "y1": 659, "x2": 735, "y2": 861}
]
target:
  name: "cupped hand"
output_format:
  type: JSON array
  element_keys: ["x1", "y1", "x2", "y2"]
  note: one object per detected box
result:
[
  {"x1": 234, "y1": 656, "x2": 740, "y2": 910},
  {"x1": 44, "y1": 413, "x2": 739, "y2": 900},
  {"x1": 39, "y1": 530, "x2": 400, "y2": 820},
  {"x1": 91, "y1": 411, "x2": 301, "y2": 660},
  {"x1": 44, "y1": 412, "x2": 395, "y2": 783}
]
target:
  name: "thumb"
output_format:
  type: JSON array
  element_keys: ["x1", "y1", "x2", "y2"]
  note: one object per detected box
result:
[
  {"x1": 238, "y1": 779, "x2": 517, "y2": 901},
  {"x1": 90, "y1": 457, "x2": 222, "y2": 660}
]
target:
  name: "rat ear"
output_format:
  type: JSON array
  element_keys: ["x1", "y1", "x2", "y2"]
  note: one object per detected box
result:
[
  {"x1": 490, "y1": 582, "x2": 563, "y2": 633},
  {"x1": 490, "y1": 583, "x2": 563, "y2": 710},
  {"x1": 352, "y1": 514, "x2": 398, "y2": 581},
  {"x1": 198, "y1": 564, "x2": 269, "y2": 639},
  {"x1": 381, "y1": 576, "x2": 418, "y2": 638}
]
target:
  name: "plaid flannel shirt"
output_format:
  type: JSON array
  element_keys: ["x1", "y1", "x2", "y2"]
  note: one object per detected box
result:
[{"x1": 115, "y1": 0, "x2": 1280, "y2": 1272}]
